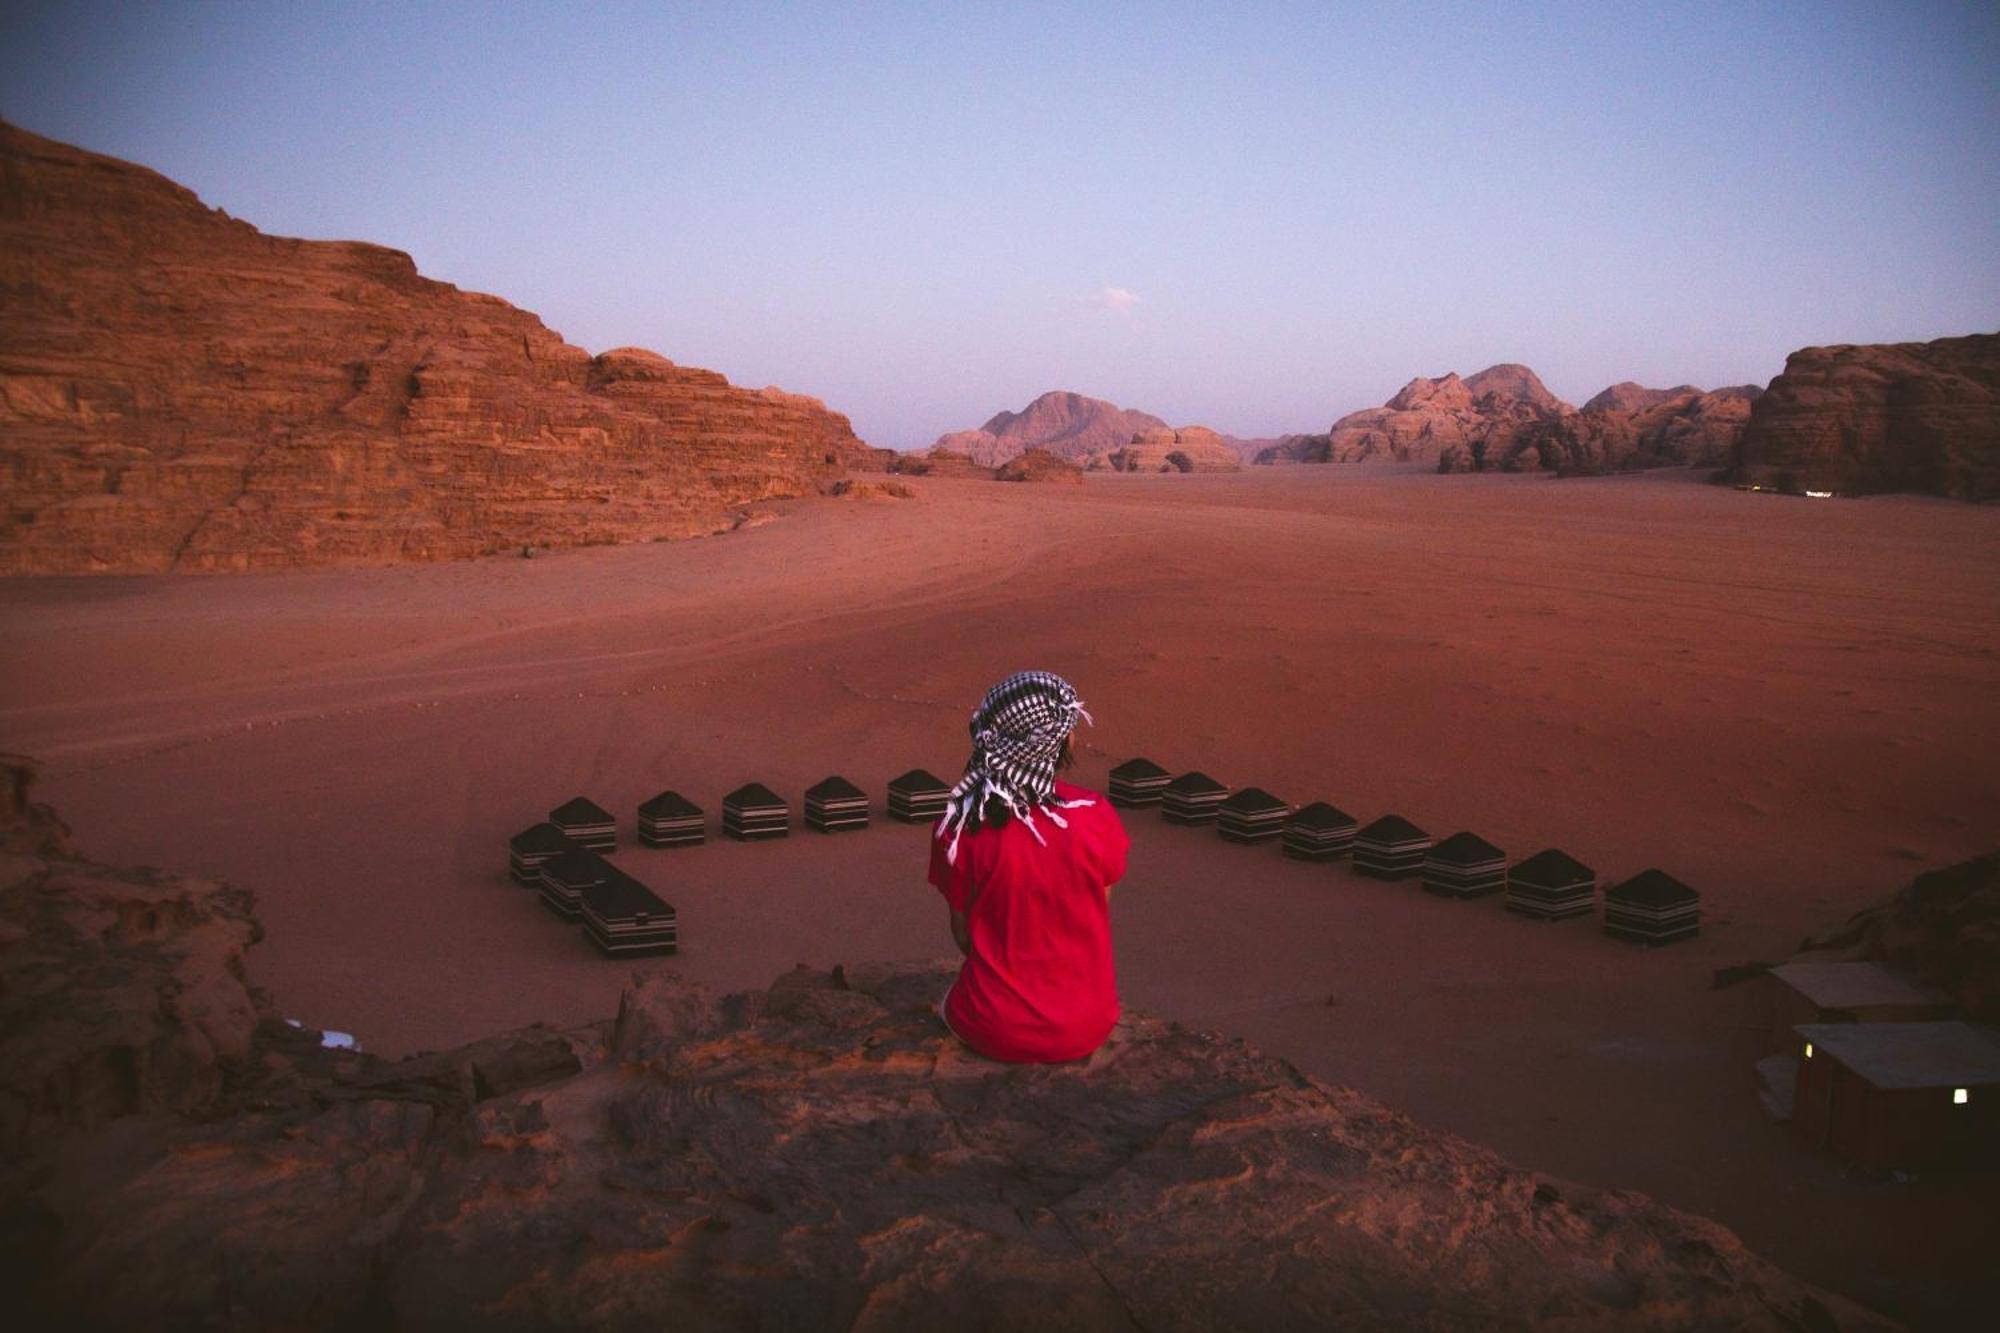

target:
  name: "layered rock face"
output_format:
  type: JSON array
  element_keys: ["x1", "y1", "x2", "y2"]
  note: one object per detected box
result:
[
  {"x1": 932, "y1": 390, "x2": 1168, "y2": 466},
  {"x1": 0, "y1": 765, "x2": 1884, "y2": 1330},
  {"x1": 0, "y1": 122, "x2": 877, "y2": 574},
  {"x1": 1107, "y1": 425, "x2": 1242, "y2": 473},
  {"x1": 1259, "y1": 363, "x2": 1575, "y2": 465},
  {"x1": 1729, "y1": 334, "x2": 2000, "y2": 498}
]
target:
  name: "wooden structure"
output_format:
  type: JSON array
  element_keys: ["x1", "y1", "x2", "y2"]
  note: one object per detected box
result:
[
  {"x1": 1423, "y1": 832, "x2": 1506, "y2": 898},
  {"x1": 1161, "y1": 771, "x2": 1229, "y2": 825},
  {"x1": 1282, "y1": 802, "x2": 1357, "y2": 861},
  {"x1": 1767, "y1": 961, "x2": 1954, "y2": 1052},
  {"x1": 1108, "y1": 757, "x2": 1171, "y2": 807},
  {"x1": 636, "y1": 790, "x2": 705, "y2": 848},
  {"x1": 885, "y1": 769, "x2": 950, "y2": 823},
  {"x1": 548, "y1": 796, "x2": 616, "y2": 851},
  {"x1": 721, "y1": 782, "x2": 790, "y2": 840},
  {"x1": 1217, "y1": 787, "x2": 1289, "y2": 843},
  {"x1": 508, "y1": 821, "x2": 576, "y2": 886},
  {"x1": 1791, "y1": 1020, "x2": 2000, "y2": 1174},
  {"x1": 1353, "y1": 814, "x2": 1430, "y2": 880},
  {"x1": 580, "y1": 868, "x2": 678, "y2": 957},
  {"x1": 805, "y1": 775, "x2": 870, "y2": 832}
]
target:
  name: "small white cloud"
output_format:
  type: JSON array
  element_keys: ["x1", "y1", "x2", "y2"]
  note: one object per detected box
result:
[{"x1": 1083, "y1": 285, "x2": 1141, "y2": 312}]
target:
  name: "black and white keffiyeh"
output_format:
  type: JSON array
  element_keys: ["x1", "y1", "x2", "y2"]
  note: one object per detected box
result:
[{"x1": 938, "y1": 670, "x2": 1095, "y2": 864}]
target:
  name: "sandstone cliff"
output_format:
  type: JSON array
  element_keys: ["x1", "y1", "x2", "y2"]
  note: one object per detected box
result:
[
  {"x1": 1105, "y1": 425, "x2": 1243, "y2": 473},
  {"x1": 933, "y1": 390, "x2": 1169, "y2": 466},
  {"x1": 0, "y1": 122, "x2": 879, "y2": 574},
  {"x1": 1728, "y1": 334, "x2": 2000, "y2": 499},
  {"x1": 0, "y1": 761, "x2": 1888, "y2": 1330}
]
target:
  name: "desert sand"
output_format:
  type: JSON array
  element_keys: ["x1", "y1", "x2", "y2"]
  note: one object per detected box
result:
[{"x1": 4, "y1": 466, "x2": 1997, "y2": 1318}]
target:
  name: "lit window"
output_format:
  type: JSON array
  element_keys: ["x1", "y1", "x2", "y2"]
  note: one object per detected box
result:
[
  {"x1": 1803, "y1": 1043, "x2": 1813, "y2": 1059},
  {"x1": 1954, "y1": 1088, "x2": 1970, "y2": 1105}
]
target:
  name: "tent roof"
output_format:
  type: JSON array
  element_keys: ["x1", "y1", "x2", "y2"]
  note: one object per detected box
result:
[
  {"x1": 1358, "y1": 814, "x2": 1427, "y2": 842},
  {"x1": 1429, "y1": 830, "x2": 1505, "y2": 864},
  {"x1": 806, "y1": 775, "x2": 867, "y2": 800},
  {"x1": 540, "y1": 847, "x2": 609, "y2": 886},
  {"x1": 1606, "y1": 868, "x2": 1698, "y2": 907},
  {"x1": 549, "y1": 796, "x2": 614, "y2": 824},
  {"x1": 1287, "y1": 802, "x2": 1357, "y2": 830},
  {"x1": 1510, "y1": 848, "x2": 1595, "y2": 885},
  {"x1": 1220, "y1": 786, "x2": 1288, "y2": 815},
  {"x1": 638, "y1": 790, "x2": 702, "y2": 817},
  {"x1": 510, "y1": 822, "x2": 575, "y2": 854},
  {"x1": 888, "y1": 768, "x2": 949, "y2": 793},
  {"x1": 1165, "y1": 771, "x2": 1228, "y2": 796},
  {"x1": 723, "y1": 782, "x2": 786, "y2": 809},
  {"x1": 1110, "y1": 757, "x2": 1170, "y2": 780},
  {"x1": 583, "y1": 868, "x2": 676, "y2": 921}
]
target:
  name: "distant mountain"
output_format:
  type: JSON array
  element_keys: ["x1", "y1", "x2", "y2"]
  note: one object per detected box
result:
[
  {"x1": 1583, "y1": 382, "x2": 1704, "y2": 414},
  {"x1": 933, "y1": 391, "x2": 1169, "y2": 466}
]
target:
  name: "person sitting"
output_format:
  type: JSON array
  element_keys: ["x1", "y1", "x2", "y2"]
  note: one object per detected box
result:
[{"x1": 927, "y1": 670, "x2": 1129, "y2": 1063}]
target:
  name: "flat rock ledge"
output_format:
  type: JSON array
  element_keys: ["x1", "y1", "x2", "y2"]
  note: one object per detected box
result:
[{"x1": 0, "y1": 765, "x2": 1886, "y2": 1329}]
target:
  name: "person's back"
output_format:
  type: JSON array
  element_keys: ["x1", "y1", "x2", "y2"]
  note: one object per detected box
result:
[
  {"x1": 927, "y1": 671, "x2": 1128, "y2": 1064},
  {"x1": 929, "y1": 777, "x2": 1126, "y2": 1062}
]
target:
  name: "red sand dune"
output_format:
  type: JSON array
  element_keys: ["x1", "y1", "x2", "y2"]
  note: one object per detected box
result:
[{"x1": 2, "y1": 466, "x2": 1997, "y2": 1317}]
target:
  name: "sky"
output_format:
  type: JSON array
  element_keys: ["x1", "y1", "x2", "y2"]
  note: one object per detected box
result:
[{"x1": 3, "y1": 1, "x2": 1996, "y2": 450}]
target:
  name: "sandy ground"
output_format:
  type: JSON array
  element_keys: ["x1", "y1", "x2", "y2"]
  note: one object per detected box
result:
[{"x1": 4, "y1": 467, "x2": 1998, "y2": 1324}]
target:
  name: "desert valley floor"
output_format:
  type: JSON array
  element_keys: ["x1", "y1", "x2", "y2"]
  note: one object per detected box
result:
[{"x1": 4, "y1": 466, "x2": 1997, "y2": 1317}]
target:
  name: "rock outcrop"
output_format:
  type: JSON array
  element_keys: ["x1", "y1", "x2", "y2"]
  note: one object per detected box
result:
[
  {"x1": 1728, "y1": 333, "x2": 2000, "y2": 499},
  {"x1": 1259, "y1": 363, "x2": 1574, "y2": 466},
  {"x1": 889, "y1": 447, "x2": 996, "y2": 479},
  {"x1": 0, "y1": 760, "x2": 1888, "y2": 1330},
  {"x1": 1802, "y1": 850, "x2": 2000, "y2": 1024},
  {"x1": 932, "y1": 390, "x2": 1168, "y2": 466},
  {"x1": 0, "y1": 122, "x2": 879, "y2": 574},
  {"x1": 1439, "y1": 385, "x2": 1762, "y2": 475},
  {"x1": 993, "y1": 446, "x2": 1084, "y2": 484},
  {"x1": 1106, "y1": 425, "x2": 1242, "y2": 473}
]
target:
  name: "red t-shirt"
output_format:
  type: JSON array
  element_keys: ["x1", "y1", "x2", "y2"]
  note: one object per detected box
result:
[{"x1": 928, "y1": 780, "x2": 1129, "y2": 1063}]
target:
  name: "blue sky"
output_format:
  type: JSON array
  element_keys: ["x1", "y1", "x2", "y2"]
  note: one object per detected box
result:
[{"x1": 4, "y1": 1, "x2": 1995, "y2": 448}]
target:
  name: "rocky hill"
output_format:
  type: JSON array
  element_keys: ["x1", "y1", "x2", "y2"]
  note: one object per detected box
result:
[
  {"x1": 1728, "y1": 333, "x2": 2000, "y2": 499},
  {"x1": 1258, "y1": 363, "x2": 1575, "y2": 465},
  {"x1": 1440, "y1": 385, "x2": 1762, "y2": 475},
  {"x1": 1106, "y1": 425, "x2": 1242, "y2": 473},
  {"x1": 0, "y1": 759, "x2": 1888, "y2": 1330},
  {"x1": 0, "y1": 122, "x2": 881, "y2": 575},
  {"x1": 933, "y1": 390, "x2": 1169, "y2": 466}
]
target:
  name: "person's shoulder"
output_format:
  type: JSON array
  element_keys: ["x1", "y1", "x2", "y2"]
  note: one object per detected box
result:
[{"x1": 1055, "y1": 781, "x2": 1125, "y2": 830}]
